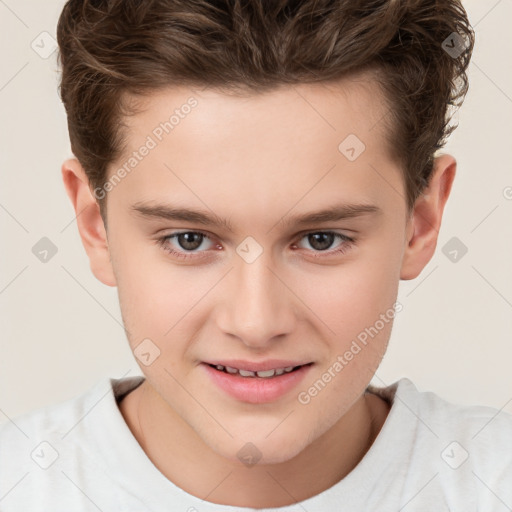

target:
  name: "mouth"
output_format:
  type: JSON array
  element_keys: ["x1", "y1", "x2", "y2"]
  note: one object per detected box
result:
[
  {"x1": 201, "y1": 361, "x2": 315, "y2": 403},
  {"x1": 206, "y1": 362, "x2": 312, "y2": 378}
]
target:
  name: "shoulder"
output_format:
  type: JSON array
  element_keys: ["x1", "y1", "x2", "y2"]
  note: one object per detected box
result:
[
  {"x1": 357, "y1": 378, "x2": 512, "y2": 510},
  {"x1": 0, "y1": 375, "x2": 144, "y2": 509},
  {"x1": 0, "y1": 375, "x2": 144, "y2": 440},
  {"x1": 0, "y1": 378, "x2": 108, "y2": 470},
  {"x1": 404, "y1": 378, "x2": 512, "y2": 450},
  {"x1": 415, "y1": 381, "x2": 512, "y2": 478},
  {"x1": 1, "y1": 376, "x2": 111, "y2": 439},
  {"x1": 371, "y1": 377, "x2": 512, "y2": 506},
  {"x1": 371, "y1": 377, "x2": 512, "y2": 444}
]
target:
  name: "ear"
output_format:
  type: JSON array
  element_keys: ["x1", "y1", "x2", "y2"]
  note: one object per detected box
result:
[
  {"x1": 61, "y1": 158, "x2": 117, "y2": 287},
  {"x1": 400, "y1": 154, "x2": 457, "y2": 280}
]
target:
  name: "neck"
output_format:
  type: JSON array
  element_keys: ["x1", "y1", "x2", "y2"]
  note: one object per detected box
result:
[{"x1": 119, "y1": 380, "x2": 389, "y2": 508}]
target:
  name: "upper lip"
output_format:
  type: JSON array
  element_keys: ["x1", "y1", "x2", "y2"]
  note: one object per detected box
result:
[{"x1": 203, "y1": 359, "x2": 313, "y2": 372}]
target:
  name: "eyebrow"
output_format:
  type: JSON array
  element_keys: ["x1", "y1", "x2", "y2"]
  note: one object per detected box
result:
[{"x1": 130, "y1": 201, "x2": 382, "y2": 233}]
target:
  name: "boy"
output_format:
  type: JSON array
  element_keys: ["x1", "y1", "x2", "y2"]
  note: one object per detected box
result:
[{"x1": 1, "y1": 0, "x2": 511, "y2": 510}]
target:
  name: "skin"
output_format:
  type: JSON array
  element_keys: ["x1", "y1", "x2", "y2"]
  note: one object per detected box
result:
[{"x1": 61, "y1": 77, "x2": 456, "y2": 508}]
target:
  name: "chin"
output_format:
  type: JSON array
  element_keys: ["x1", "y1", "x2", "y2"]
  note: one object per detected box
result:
[{"x1": 207, "y1": 430, "x2": 309, "y2": 467}]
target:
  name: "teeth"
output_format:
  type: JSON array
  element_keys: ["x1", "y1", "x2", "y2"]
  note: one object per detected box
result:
[
  {"x1": 239, "y1": 369, "x2": 256, "y2": 377},
  {"x1": 256, "y1": 369, "x2": 276, "y2": 378},
  {"x1": 211, "y1": 363, "x2": 304, "y2": 377}
]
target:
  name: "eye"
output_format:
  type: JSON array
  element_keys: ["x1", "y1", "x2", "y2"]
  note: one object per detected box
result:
[
  {"x1": 291, "y1": 231, "x2": 355, "y2": 258},
  {"x1": 156, "y1": 230, "x2": 356, "y2": 261},
  {"x1": 156, "y1": 230, "x2": 217, "y2": 260}
]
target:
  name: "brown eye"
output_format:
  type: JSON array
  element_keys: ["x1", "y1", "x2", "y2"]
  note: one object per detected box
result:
[
  {"x1": 157, "y1": 230, "x2": 216, "y2": 260},
  {"x1": 305, "y1": 232, "x2": 336, "y2": 251},
  {"x1": 292, "y1": 231, "x2": 356, "y2": 259},
  {"x1": 175, "y1": 232, "x2": 204, "y2": 251}
]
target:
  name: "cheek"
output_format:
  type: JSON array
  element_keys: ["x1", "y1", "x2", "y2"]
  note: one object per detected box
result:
[
  {"x1": 302, "y1": 244, "x2": 401, "y2": 336},
  {"x1": 117, "y1": 268, "x2": 197, "y2": 340},
  {"x1": 113, "y1": 220, "x2": 402, "y2": 359},
  {"x1": 111, "y1": 235, "x2": 191, "y2": 345},
  {"x1": 296, "y1": 235, "x2": 402, "y2": 389},
  {"x1": 113, "y1": 251, "x2": 220, "y2": 378}
]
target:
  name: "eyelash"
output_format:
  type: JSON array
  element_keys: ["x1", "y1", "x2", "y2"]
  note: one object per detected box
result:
[{"x1": 156, "y1": 230, "x2": 356, "y2": 261}]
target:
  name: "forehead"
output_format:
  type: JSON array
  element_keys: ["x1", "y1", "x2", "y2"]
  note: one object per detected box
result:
[
  {"x1": 120, "y1": 75, "x2": 390, "y2": 160},
  {"x1": 107, "y1": 77, "x2": 403, "y2": 220}
]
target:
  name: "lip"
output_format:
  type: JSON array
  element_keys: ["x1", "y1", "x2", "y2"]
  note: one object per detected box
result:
[
  {"x1": 203, "y1": 359, "x2": 312, "y2": 372},
  {"x1": 201, "y1": 361, "x2": 314, "y2": 404}
]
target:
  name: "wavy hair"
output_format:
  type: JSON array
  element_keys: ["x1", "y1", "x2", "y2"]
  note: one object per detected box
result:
[{"x1": 56, "y1": 0, "x2": 474, "y2": 219}]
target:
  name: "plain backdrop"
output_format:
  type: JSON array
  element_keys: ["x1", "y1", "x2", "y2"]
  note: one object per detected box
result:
[{"x1": 0, "y1": 0, "x2": 511, "y2": 422}]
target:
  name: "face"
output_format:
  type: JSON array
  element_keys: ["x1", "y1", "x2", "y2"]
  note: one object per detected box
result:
[{"x1": 70, "y1": 77, "x2": 445, "y2": 465}]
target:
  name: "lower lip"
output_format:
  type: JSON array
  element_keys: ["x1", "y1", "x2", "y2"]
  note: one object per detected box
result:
[{"x1": 201, "y1": 363, "x2": 313, "y2": 404}]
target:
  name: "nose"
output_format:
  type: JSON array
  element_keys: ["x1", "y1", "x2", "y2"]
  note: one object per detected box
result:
[{"x1": 215, "y1": 249, "x2": 296, "y2": 349}]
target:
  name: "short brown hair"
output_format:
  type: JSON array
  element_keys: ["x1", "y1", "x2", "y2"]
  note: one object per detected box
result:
[{"x1": 56, "y1": 0, "x2": 474, "y2": 222}]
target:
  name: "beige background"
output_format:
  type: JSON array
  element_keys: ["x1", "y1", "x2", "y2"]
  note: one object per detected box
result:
[{"x1": 0, "y1": 0, "x2": 511, "y2": 422}]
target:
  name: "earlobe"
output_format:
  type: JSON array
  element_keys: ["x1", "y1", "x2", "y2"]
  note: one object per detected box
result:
[
  {"x1": 400, "y1": 154, "x2": 457, "y2": 280},
  {"x1": 61, "y1": 158, "x2": 117, "y2": 287}
]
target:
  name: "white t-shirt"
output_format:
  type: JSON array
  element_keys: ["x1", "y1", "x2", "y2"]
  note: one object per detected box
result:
[{"x1": 1, "y1": 375, "x2": 511, "y2": 511}]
